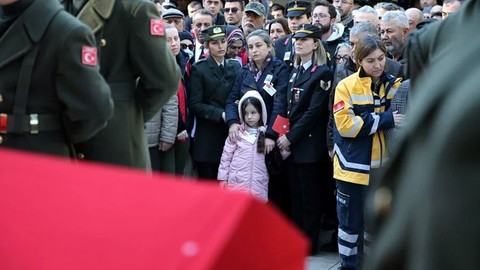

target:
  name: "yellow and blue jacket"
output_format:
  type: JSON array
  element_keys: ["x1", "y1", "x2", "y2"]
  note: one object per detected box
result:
[{"x1": 333, "y1": 69, "x2": 401, "y2": 185}]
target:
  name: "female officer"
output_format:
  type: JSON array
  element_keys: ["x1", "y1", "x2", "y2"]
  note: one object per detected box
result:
[
  {"x1": 275, "y1": 24, "x2": 333, "y2": 254},
  {"x1": 189, "y1": 25, "x2": 241, "y2": 180},
  {"x1": 332, "y1": 35, "x2": 403, "y2": 270}
]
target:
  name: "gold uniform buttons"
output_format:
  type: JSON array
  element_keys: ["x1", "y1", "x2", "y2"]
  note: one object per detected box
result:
[
  {"x1": 0, "y1": 94, "x2": 3, "y2": 102},
  {"x1": 0, "y1": 135, "x2": 3, "y2": 144},
  {"x1": 77, "y1": 153, "x2": 85, "y2": 159},
  {"x1": 100, "y1": 39, "x2": 107, "y2": 47}
]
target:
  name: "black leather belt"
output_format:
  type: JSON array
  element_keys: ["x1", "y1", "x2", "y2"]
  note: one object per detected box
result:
[{"x1": 0, "y1": 113, "x2": 61, "y2": 134}]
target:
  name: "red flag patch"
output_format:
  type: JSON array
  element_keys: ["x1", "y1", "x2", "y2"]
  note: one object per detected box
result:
[
  {"x1": 81, "y1": 46, "x2": 98, "y2": 66},
  {"x1": 333, "y1": 100, "x2": 345, "y2": 113},
  {"x1": 150, "y1": 19, "x2": 165, "y2": 36}
]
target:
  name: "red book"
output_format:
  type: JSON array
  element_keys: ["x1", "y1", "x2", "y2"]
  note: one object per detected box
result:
[{"x1": 273, "y1": 115, "x2": 290, "y2": 136}]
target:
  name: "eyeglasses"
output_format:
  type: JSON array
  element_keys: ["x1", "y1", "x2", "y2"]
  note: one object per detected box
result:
[
  {"x1": 335, "y1": 55, "x2": 350, "y2": 61},
  {"x1": 224, "y1": 7, "x2": 239, "y2": 14},
  {"x1": 181, "y1": 44, "x2": 195, "y2": 50},
  {"x1": 333, "y1": 0, "x2": 353, "y2": 5},
  {"x1": 312, "y1": 13, "x2": 330, "y2": 20}
]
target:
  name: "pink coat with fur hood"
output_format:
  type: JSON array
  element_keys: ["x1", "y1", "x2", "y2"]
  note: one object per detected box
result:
[{"x1": 217, "y1": 91, "x2": 269, "y2": 201}]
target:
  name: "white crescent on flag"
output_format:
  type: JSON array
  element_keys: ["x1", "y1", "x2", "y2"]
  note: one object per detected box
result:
[
  {"x1": 150, "y1": 19, "x2": 165, "y2": 36},
  {"x1": 82, "y1": 46, "x2": 97, "y2": 66}
]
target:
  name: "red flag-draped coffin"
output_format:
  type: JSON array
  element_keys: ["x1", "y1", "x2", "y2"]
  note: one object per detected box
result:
[{"x1": 0, "y1": 149, "x2": 307, "y2": 270}]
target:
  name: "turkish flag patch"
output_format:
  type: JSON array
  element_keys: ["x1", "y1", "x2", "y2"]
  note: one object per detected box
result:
[
  {"x1": 150, "y1": 19, "x2": 165, "y2": 36},
  {"x1": 81, "y1": 46, "x2": 98, "y2": 66},
  {"x1": 333, "y1": 100, "x2": 345, "y2": 113}
]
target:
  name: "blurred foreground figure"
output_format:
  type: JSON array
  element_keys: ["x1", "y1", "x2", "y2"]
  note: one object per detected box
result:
[
  {"x1": 0, "y1": 0, "x2": 113, "y2": 157},
  {"x1": 369, "y1": 1, "x2": 480, "y2": 269}
]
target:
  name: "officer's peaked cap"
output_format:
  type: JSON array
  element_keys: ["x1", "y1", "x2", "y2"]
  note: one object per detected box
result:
[{"x1": 286, "y1": 0, "x2": 312, "y2": 18}]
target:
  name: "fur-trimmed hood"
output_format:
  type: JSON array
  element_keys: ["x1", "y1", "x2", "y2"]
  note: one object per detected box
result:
[{"x1": 238, "y1": 90, "x2": 268, "y2": 127}]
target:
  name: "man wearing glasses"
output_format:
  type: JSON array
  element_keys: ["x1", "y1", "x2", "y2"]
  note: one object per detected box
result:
[
  {"x1": 312, "y1": 0, "x2": 345, "y2": 67},
  {"x1": 224, "y1": 0, "x2": 243, "y2": 28},
  {"x1": 332, "y1": 0, "x2": 354, "y2": 38}
]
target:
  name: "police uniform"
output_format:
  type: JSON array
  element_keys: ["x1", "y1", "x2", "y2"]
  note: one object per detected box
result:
[
  {"x1": 274, "y1": 0, "x2": 311, "y2": 73},
  {"x1": 62, "y1": 0, "x2": 181, "y2": 169},
  {"x1": 0, "y1": 0, "x2": 113, "y2": 156},
  {"x1": 279, "y1": 24, "x2": 333, "y2": 254},
  {"x1": 189, "y1": 25, "x2": 241, "y2": 180}
]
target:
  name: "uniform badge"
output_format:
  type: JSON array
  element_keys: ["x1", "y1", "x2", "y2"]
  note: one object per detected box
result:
[
  {"x1": 320, "y1": 80, "x2": 331, "y2": 91},
  {"x1": 333, "y1": 100, "x2": 345, "y2": 113},
  {"x1": 150, "y1": 19, "x2": 165, "y2": 36},
  {"x1": 311, "y1": 65, "x2": 317, "y2": 73},
  {"x1": 81, "y1": 46, "x2": 98, "y2": 66}
]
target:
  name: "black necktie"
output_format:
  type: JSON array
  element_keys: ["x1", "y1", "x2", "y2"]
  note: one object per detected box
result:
[
  {"x1": 199, "y1": 45, "x2": 205, "y2": 60},
  {"x1": 219, "y1": 63, "x2": 225, "y2": 75},
  {"x1": 295, "y1": 66, "x2": 304, "y2": 83}
]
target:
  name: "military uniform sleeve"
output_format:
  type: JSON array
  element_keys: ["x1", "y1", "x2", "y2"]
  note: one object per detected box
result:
[
  {"x1": 56, "y1": 23, "x2": 113, "y2": 144},
  {"x1": 333, "y1": 81, "x2": 394, "y2": 139},
  {"x1": 129, "y1": 1, "x2": 181, "y2": 121}
]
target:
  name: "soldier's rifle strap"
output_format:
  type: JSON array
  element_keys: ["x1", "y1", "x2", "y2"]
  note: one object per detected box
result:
[{"x1": 11, "y1": 44, "x2": 40, "y2": 134}]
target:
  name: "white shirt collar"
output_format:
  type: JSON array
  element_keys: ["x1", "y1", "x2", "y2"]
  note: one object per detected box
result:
[{"x1": 301, "y1": 60, "x2": 312, "y2": 71}]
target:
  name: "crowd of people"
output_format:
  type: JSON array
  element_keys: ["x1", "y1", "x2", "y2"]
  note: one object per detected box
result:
[{"x1": 0, "y1": 0, "x2": 468, "y2": 269}]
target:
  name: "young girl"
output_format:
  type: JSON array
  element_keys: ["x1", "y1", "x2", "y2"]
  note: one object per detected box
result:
[{"x1": 217, "y1": 91, "x2": 269, "y2": 202}]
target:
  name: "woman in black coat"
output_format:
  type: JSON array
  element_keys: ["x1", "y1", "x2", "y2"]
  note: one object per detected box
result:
[
  {"x1": 275, "y1": 24, "x2": 333, "y2": 255},
  {"x1": 189, "y1": 25, "x2": 241, "y2": 180}
]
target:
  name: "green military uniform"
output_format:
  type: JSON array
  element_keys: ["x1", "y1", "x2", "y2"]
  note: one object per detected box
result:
[
  {"x1": 369, "y1": 1, "x2": 480, "y2": 269},
  {"x1": 62, "y1": 0, "x2": 181, "y2": 169},
  {"x1": 0, "y1": 0, "x2": 113, "y2": 157}
]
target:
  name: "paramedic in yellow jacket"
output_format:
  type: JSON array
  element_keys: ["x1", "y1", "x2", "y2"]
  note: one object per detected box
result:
[{"x1": 332, "y1": 35, "x2": 403, "y2": 270}]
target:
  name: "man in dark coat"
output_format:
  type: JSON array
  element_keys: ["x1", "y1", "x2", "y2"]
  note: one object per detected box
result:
[
  {"x1": 0, "y1": 0, "x2": 113, "y2": 157},
  {"x1": 368, "y1": 1, "x2": 480, "y2": 269},
  {"x1": 63, "y1": 0, "x2": 181, "y2": 170}
]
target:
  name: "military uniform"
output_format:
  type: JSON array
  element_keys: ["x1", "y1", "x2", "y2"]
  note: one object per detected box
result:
[
  {"x1": 0, "y1": 0, "x2": 113, "y2": 157},
  {"x1": 274, "y1": 24, "x2": 333, "y2": 254},
  {"x1": 369, "y1": 1, "x2": 480, "y2": 269},
  {"x1": 62, "y1": 0, "x2": 181, "y2": 169},
  {"x1": 274, "y1": 0, "x2": 312, "y2": 73},
  {"x1": 189, "y1": 25, "x2": 241, "y2": 180}
]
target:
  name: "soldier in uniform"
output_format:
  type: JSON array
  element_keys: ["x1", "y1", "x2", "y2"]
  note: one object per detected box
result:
[
  {"x1": 369, "y1": 1, "x2": 480, "y2": 269},
  {"x1": 0, "y1": 0, "x2": 113, "y2": 157},
  {"x1": 189, "y1": 25, "x2": 241, "y2": 180},
  {"x1": 275, "y1": 24, "x2": 333, "y2": 255},
  {"x1": 63, "y1": 0, "x2": 181, "y2": 170},
  {"x1": 274, "y1": 0, "x2": 312, "y2": 73}
]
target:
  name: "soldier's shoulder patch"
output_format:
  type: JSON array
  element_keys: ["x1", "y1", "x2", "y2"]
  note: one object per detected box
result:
[
  {"x1": 82, "y1": 46, "x2": 98, "y2": 66},
  {"x1": 150, "y1": 19, "x2": 165, "y2": 36},
  {"x1": 320, "y1": 80, "x2": 331, "y2": 91}
]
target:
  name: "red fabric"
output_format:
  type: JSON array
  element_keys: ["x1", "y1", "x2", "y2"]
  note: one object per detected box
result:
[
  {"x1": 0, "y1": 149, "x2": 308, "y2": 270},
  {"x1": 177, "y1": 80, "x2": 186, "y2": 123},
  {"x1": 272, "y1": 115, "x2": 290, "y2": 136}
]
